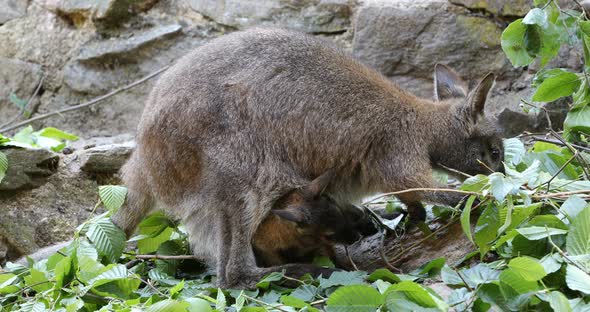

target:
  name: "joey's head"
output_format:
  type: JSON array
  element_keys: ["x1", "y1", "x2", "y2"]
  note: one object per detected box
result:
[
  {"x1": 272, "y1": 170, "x2": 377, "y2": 245},
  {"x1": 431, "y1": 64, "x2": 504, "y2": 176}
]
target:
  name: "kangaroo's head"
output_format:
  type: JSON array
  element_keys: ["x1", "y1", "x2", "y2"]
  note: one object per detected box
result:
[
  {"x1": 432, "y1": 64, "x2": 504, "y2": 176},
  {"x1": 272, "y1": 170, "x2": 377, "y2": 245}
]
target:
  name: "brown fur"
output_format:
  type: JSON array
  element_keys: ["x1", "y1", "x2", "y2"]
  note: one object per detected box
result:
[
  {"x1": 252, "y1": 171, "x2": 377, "y2": 267},
  {"x1": 112, "y1": 28, "x2": 504, "y2": 288}
]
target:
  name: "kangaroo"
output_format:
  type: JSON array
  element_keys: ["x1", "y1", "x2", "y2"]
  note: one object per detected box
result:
[
  {"x1": 112, "y1": 28, "x2": 504, "y2": 288},
  {"x1": 252, "y1": 170, "x2": 377, "y2": 267}
]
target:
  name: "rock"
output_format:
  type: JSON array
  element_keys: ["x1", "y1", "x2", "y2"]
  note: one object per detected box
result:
[
  {"x1": 79, "y1": 141, "x2": 135, "y2": 173},
  {"x1": 63, "y1": 24, "x2": 182, "y2": 93},
  {"x1": 0, "y1": 148, "x2": 59, "y2": 191},
  {"x1": 0, "y1": 0, "x2": 28, "y2": 24},
  {"x1": 77, "y1": 24, "x2": 182, "y2": 62},
  {"x1": 0, "y1": 58, "x2": 43, "y2": 126},
  {"x1": 189, "y1": 0, "x2": 355, "y2": 33},
  {"x1": 352, "y1": 0, "x2": 518, "y2": 98},
  {"x1": 43, "y1": 0, "x2": 160, "y2": 28},
  {"x1": 0, "y1": 151, "x2": 99, "y2": 262},
  {"x1": 449, "y1": 0, "x2": 532, "y2": 17}
]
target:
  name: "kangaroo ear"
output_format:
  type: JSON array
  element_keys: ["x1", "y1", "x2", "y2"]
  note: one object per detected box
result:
[
  {"x1": 465, "y1": 73, "x2": 495, "y2": 123},
  {"x1": 272, "y1": 207, "x2": 309, "y2": 224},
  {"x1": 434, "y1": 64, "x2": 468, "y2": 101},
  {"x1": 302, "y1": 169, "x2": 336, "y2": 198}
]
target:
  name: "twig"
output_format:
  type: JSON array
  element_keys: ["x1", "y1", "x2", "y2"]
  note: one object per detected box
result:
[
  {"x1": 476, "y1": 159, "x2": 494, "y2": 174},
  {"x1": 345, "y1": 246, "x2": 359, "y2": 271},
  {"x1": 521, "y1": 99, "x2": 553, "y2": 131},
  {"x1": 0, "y1": 75, "x2": 45, "y2": 129},
  {"x1": 242, "y1": 295, "x2": 291, "y2": 312},
  {"x1": 573, "y1": 0, "x2": 588, "y2": 18},
  {"x1": 533, "y1": 189, "x2": 590, "y2": 199},
  {"x1": 436, "y1": 163, "x2": 472, "y2": 179},
  {"x1": 362, "y1": 188, "x2": 480, "y2": 206},
  {"x1": 547, "y1": 230, "x2": 589, "y2": 274},
  {"x1": 377, "y1": 199, "x2": 488, "y2": 268},
  {"x1": 452, "y1": 267, "x2": 472, "y2": 292},
  {"x1": 550, "y1": 130, "x2": 590, "y2": 181},
  {"x1": 0, "y1": 66, "x2": 169, "y2": 133},
  {"x1": 310, "y1": 298, "x2": 328, "y2": 306},
  {"x1": 135, "y1": 276, "x2": 167, "y2": 297},
  {"x1": 134, "y1": 254, "x2": 200, "y2": 260},
  {"x1": 535, "y1": 151, "x2": 578, "y2": 192},
  {"x1": 531, "y1": 136, "x2": 590, "y2": 153}
]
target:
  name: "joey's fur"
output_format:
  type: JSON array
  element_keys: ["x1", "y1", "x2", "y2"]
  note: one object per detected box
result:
[
  {"x1": 252, "y1": 170, "x2": 377, "y2": 267},
  {"x1": 113, "y1": 28, "x2": 504, "y2": 288}
]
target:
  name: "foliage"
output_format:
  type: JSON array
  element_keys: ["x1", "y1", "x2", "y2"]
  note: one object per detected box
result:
[
  {"x1": 4, "y1": 1, "x2": 590, "y2": 311},
  {"x1": 0, "y1": 126, "x2": 78, "y2": 184}
]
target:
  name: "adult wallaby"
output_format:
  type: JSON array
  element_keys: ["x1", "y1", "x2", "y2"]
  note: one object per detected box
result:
[
  {"x1": 112, "y1": 28, "x2": 504, "y2": 288},
  {"x1": 252, "y1": 170, "x2": 377, "y2": 267}
]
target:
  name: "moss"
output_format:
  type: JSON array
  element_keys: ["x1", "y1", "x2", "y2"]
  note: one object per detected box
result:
[{"x1": 457, "y1": 15, "x2": 502, "y2": 47}]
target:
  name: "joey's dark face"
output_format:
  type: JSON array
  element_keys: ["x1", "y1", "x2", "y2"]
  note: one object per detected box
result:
[{"x1": 314, "y1": 199, "x2": 377, "y2": 245}]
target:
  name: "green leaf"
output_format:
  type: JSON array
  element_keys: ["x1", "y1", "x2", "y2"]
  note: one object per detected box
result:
[
  {"x1": 566, "y1": 264, "x2": 590, "y2": 295},
  {"x1": 532, "y1": 70, "x2": 581, "y2": 102},
  {"x1": 539, "y1": 253, "x2": 563, "y2": 274},
  {"x1": 281, "y1": 295, "x2": 308, "y2": 308},
  {"x1": 508, "y1": 257, "x2": 547, "y2": 281},
  {"x1": 89, "y1": 264, "x2": 140, "y2": 299},
  {"x1": 54, "y1": 255, "x2": 74, "y2": 289},
  {"x1": 23, "y1": 269, "x2": 51, "y2": 293},
  {"x1": 216, "y1": 288, "x2": 227, "y2": 311},
  {"x1": 367, "y1": 269, "x2": 401, "y2": 283},
  {"x1": 291, "y1": 284, "x2": 318, "y2": 301},
  {"x1": 0, "y1": 151, "x2": 7, "y2": 183},
  {"x1": 547, "y1": 291, "x2": 572, "y2": 312},
  {"x1": 384, "y1": 281, "x2": 443, "y2": 310},
  {"x1": 86, "y1": 218, "x2": 126, "y2": 263},
  {"x1": 499, "y1": 269, "x2": 538, "y2": 297},
  {"x1": 326, "y1": 285, "x2": 384, "y2": 312},
  {"x1": 461, "y1": 195, "x2": 476, "y2": 244},
  {"x1": 460, "y1": 174, "x2": 489, "y2": 192},
  {"x1": 185, "y1": 298, "x2": 213, "y2": 312},
  {"x1": 516, "y1": 226, "x2": 568, "y2": 240},
  {"x1": 98, "y1": 185, "x2": 128, "y2": 212},
  {"x1": 256, "y1": 272, "x2": 283, "y2": 290},
  {"x1": 146, "y1": 299, "x2": 189, "y2": 312},
  {"x1": 565, "y1": 105, "x2": 590, "y2": 140},
  {"x1": 504, "y1": 138, "x2": 525, "y2": 166},
  {"x1": 36, "y1": 127, "x2": 79, "y2": 141},
  {"x1": 474, "y1": 203, "x2": 501, "y2": 256},
  {"x1": 319, "y1": 271, "x2": 366, "y2": 289},
  {"x1": 502, "y1": 19, "x2": 535, "y2": 67},
  {"x1": 567, "y1": 207, "x2": 590, "y2": 257},
  {"x1": 522, "y1": 8, "x2": 548, "y2": 28},
  {"x1": 561, "y1": 195, "x2": 587, "y2": 221},
  {"x1": 169, "y1": 279, "x2": 184, "y2": 298}
]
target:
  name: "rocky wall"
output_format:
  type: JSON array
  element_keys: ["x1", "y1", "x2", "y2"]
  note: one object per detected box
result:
[{"x1": 0, "y1": 0, "x2": 577, "y2": 262}]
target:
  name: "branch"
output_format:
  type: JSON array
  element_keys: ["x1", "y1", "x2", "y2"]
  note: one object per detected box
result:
[
  {"x1": 0, "y1": 66, "x2": 170, "y2": 133},
  {"x1": 0, "y1": 75, "x2": 45, "y2": 129},
  {"x1": 134, "y1": 254, "x2": 200, "y2": 260},
  {"x1": 531, "y1": 137, "x2": 590, "y2": 153}
]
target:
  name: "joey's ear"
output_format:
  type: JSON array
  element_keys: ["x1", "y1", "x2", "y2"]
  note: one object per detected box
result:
[
  {"x1": 302, "y1": 168, "x2": 336, "y2": 198},
  {"x1": 465, "y1": 73, "x2": 495, "y2": 123},
  {"x1": 434, "y1": 64, "x2": 468, "y2": 101},
  {"x1": 272, "y1": 207, "x2": 308, "y2": 224}
]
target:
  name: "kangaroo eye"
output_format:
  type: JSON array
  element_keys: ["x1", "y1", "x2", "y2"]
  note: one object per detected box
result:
[{"x1": 491, "y1": 148, "x2": 501, "y2": 160}]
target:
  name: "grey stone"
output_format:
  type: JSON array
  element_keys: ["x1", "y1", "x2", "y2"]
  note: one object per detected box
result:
[
  {"x1": 79, "y1": 141, "x2": 135, "y2": 173},
  {"x1": 0, "y1": 58, "x2": 43, "y2": 127},
  {"x1": 43, "y1": 0, "x2": 160, "y2": 28},
  {"x1": 77, "y1": 24, "x2": 182, "y2": 62},
  {"x1": 449, "y1": 0, "x2": 532, "y2": 17},
  {"x1": 352, "y1": 0, "x2": 518, "y2": 98},
  {"x1": 0, "y1": 152, "x2": 99, "y2": 262},
  {"x1": 0, "y1": 0, "x2": 28, "y2": 24},
  {"x1": 0, "y1": 148, "x2": 59, "y2": 191},
  {"x1": 189, "y1": 0, "x2": 355, "y2": 33},
  {"x1": 63, "y1": 24, "x2": 182, "y2": 93}
]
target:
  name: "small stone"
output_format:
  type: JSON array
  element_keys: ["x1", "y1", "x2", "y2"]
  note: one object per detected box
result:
[
  {"x1": 0, "y1": 148, "x2": 59, "y2": 191},
  {"x1": 79, "y1": 141, "x2": 135, "y2": 173},
  {"x1": 449, "y1": 0, "x2": 531, "y2": 17}
]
